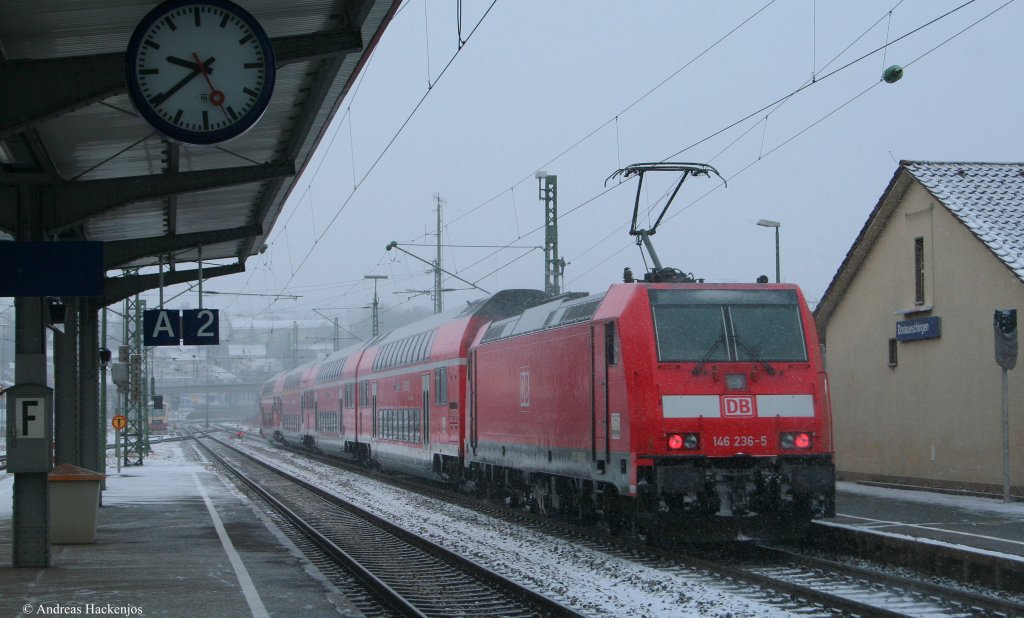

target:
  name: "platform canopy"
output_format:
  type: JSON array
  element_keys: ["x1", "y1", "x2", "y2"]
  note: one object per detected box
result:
[{"x1": 0, "y1": 0, "x2": 400, "y2": 303}]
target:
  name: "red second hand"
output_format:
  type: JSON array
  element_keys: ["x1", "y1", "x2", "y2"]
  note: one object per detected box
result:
[{"x1": 193, "y1": 52, "x2": 229, "y2": 120}]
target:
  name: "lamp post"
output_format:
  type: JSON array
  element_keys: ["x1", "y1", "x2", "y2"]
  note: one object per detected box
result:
[{"x1": 756, "y1": 219, "x2": 781, "y2": 283}]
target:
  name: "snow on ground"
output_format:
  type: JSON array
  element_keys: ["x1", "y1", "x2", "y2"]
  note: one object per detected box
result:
[
  {"x1": 223, "y1": 436, "x2": 796, "y2": 618},
  {"x1": 838, "y1": 480, "x2": 1024, "y2": 517},
  {"x1": 4, "y1": 435, "x2": 1021, "y2": 616}
]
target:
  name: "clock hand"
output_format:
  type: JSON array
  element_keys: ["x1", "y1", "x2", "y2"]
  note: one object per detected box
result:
[
  {"x1": 149, "y1": 56, "x2": 216, "y2": 107},
  {"x1": 166, "y1": 55, "x2": 209, "y2": 71},
  {"x1": 192, "y1": 52, "x2": 230, "y2": 120}
]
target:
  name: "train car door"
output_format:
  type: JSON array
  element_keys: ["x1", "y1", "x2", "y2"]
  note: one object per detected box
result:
[
  {"x1": 468, "y1": 350, "x2": 477, "y2": 455},
  {"x1": 591, "y1": 321, "x2": 613, "y2": 469},
  {"x1": 422, "y1": 373, "x2": 430, "y2": 446},
  {"x1": 371, "y1": 382, "x2": 378, "y2": 437}
]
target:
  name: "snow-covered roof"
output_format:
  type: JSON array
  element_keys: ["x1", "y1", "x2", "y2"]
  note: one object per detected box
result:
[
  {"x1": 815, "y1": 161, "x2": 1024, "y2": 335},
  {"x1": 905, "y1": 162, "x2": 1024, "y2": 280}
]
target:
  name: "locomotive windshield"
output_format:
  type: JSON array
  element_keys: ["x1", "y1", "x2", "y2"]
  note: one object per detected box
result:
[{"x1": 649, "y1": 289, "x2": 808, "y2": 363}]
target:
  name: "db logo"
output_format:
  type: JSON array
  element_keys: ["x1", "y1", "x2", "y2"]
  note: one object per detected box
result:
[{"x1": 722, "y1": 395, "x2": 755, "y2": 417}]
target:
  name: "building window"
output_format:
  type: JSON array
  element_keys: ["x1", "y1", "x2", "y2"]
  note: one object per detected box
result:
[
  {"x1": 914, "y1": 237, "x2": 925, "y2": 305},
  {"x1": 888, "y1": 338, "x2": 898, "y2": 368}
]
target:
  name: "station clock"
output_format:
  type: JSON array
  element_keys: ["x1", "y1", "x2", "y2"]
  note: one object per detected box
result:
[{"x1": 125, "y1": 0, "x2": 276, "y2": 145}]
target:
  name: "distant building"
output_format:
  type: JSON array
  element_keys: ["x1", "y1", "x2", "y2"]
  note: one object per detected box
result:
[{"x1": 815, "y1": 161, "x2": 1023, "y2": 493}]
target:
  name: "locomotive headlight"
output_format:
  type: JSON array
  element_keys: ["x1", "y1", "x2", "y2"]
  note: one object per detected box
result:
[
  {"x1": 725, "y1": 373, "x2": 747, "y2": 390},
  {"x1": 780, "y1": 432, "x2": 812, "y2": 450},
  {"x1": 667, "y1": 433, "x2": 699, "y2": 450}
]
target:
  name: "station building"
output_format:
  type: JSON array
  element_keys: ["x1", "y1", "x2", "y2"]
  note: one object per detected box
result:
[{"x1": 815, "y1": 161, "x2": 1023, "y2": 493}]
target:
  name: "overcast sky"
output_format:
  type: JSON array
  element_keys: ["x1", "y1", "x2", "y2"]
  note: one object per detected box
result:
[{"x1": 144, "y1": 0, "x2": 1024, "y2": 331}]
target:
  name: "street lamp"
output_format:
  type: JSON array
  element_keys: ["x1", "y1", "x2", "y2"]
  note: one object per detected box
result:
[{"x1": 756, "y1": 219, "x2": 781, "y2": 283}]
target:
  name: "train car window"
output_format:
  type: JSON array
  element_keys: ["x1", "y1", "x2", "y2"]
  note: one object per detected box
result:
[
  {"x1": 420, "y1": 331, "x2": 434, "y2": 362},
  {"x1": 559, "y1": 299, "x2": 602, "y2": 325},
  {"x1": 435, "y1": 366, "x2": 448, "y2": 405},
  {"x1": 412, "y1": 333, "x2": 425, "y2": 363},
  {"x1": 393, "y1": 337, "x2": 407, "y2": 366},
  {"x1": 389, "y1": 339, "x2": 401, "y2": 367},
  {"x1": 409, "y1": 334, "x2": 422, "y2": 364},
  {"x1": 386, "y1": 341, "x2": 397, "y2": 368},
  {"x1": 649, "y1": 289, "x2": 807, "y2": 362},
  {"x1": 405, "y1": 336, "x2": 417, "y2": 365}
]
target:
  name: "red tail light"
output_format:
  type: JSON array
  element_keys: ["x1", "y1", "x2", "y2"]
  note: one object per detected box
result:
[{"x1": 667, "y1": 433, "x2": 699, "y2": 450}]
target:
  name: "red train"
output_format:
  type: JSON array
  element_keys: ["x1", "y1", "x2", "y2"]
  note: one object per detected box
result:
[{"x1": 260, "y1": 282, "x2": 835, "y2": 540}]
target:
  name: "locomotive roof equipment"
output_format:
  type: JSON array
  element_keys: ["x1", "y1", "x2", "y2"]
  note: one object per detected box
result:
[{"x1": 606, "y1": 162, "x2": 725, "y2": 283}]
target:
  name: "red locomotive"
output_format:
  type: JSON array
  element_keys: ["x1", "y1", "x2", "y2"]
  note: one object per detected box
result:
[{"x1": 259, "y1": 163, "x2": 835, "y2": 540}]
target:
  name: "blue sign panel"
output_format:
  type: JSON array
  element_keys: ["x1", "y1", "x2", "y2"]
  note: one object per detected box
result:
[
  {"x1": 0, "y1": 241, "x2": 104, "y2": 296},
  {"x1": 143, "y1": 309, "x2": 181, "y2": 346},
  {"x1": 896, "y1": 316, "x2": 941, "y2": 341},
  {"x1": 182, "y1": 309, "x2": 220, "y2": 346}
]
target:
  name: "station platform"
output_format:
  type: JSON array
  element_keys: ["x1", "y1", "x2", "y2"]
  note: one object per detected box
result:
[
  {"x1": 0, "y1": 442, "x2": 361, "y2": 617},
  {"x1": 826, "y1": 480, "x2": 1024, "y2": 563},
  {"x1": 1, "y1": 440, "x2": 1022, "y2": 616}
]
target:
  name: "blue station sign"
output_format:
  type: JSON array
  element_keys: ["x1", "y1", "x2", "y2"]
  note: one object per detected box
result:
[
  {"x1": 896, "y1": 316, "x2": 941, "y2": 342},
  {"x1": 143, "y1": 308, "x2": 220, "y2": 346}
]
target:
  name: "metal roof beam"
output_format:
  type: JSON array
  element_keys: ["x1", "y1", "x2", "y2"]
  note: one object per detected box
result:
[
  {"x1": 103, "y1": 262, "x2": 244, "y2": 306},
  {"x1": 0, "y1": 29, "x2": 362, "y2": 140},
  {"x1": 0, "y1": 52, "x2": 124, "y2": 141},
  {"x1": 46, "y1": 160, "x2": 295, "y2": 231},
  {"x1": 103, "y1": 224, "x2": 263, "y2": 269},
  {"x1": 274, "y1": 29, "x2": 363, "y2": 66}
]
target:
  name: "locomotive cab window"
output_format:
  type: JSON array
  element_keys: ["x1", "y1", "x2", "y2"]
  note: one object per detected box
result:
[{"x1": 649, "y1": 289, "x2": 807, "y2": 362}]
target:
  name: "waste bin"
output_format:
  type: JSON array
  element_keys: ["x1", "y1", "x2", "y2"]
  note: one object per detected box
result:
[{"x1": 48, "y1": 464, "x2": 105, "y2": 544}]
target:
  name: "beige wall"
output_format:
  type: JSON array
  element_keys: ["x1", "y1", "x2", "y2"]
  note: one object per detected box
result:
[{"x1": 826, "y1": 182, "x2": 1024, "y2": 491}]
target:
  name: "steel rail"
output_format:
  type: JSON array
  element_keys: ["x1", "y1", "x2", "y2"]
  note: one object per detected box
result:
[{"x1": 196, "y1": 432, "x2": 584, "y2": 618}]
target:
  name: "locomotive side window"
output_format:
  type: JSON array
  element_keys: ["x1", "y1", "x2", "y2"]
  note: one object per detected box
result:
[{"x1": 650, "y1": 289, "x2": 807, "y2": 362}]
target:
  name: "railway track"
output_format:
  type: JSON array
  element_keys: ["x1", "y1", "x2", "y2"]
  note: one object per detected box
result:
[
  {"x1": 238, "y1": 434, "x2": 1024, "y2": 617},
  {"x1": 744, "y1": 544, "x2": 1024, "y2": 617},
  {"x1": 192, "y1": 432, "x2": 584, "y2": 618}
]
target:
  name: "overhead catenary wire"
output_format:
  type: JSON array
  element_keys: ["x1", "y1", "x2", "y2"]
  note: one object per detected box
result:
[
  {"x1": 249, "y1": 0, "x2": 1004, "y2": 320},
  {"x1": 565, "y1": 0, "x2": 1012, "y2": 288},
  {"x1": 466, "y1": 0, "x2": 1003, "y2": 292},
  {"x1": 257, "y1": 0, "x2": 500, "y2": 317}
]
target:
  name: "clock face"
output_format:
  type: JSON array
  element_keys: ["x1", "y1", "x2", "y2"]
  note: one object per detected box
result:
[{"x1": 125, "y1": 0, "x2": 276, "y2": 145}]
